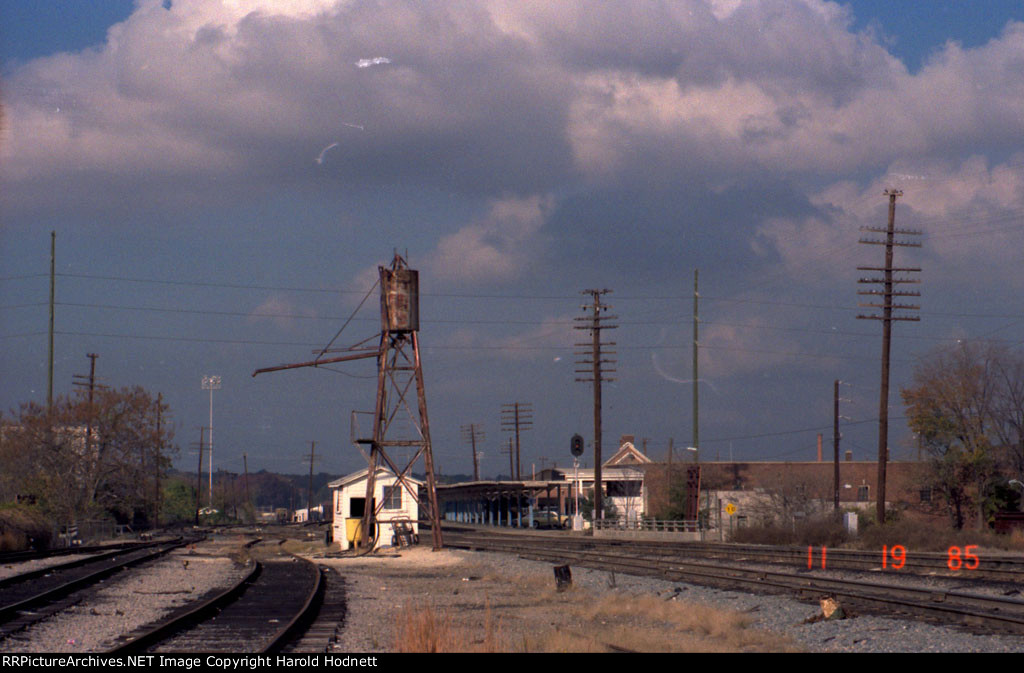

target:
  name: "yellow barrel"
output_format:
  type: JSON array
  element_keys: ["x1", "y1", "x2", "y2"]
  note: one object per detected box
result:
[{"x1": 345, "y1": 518, "x2": 362, "y2": 544}]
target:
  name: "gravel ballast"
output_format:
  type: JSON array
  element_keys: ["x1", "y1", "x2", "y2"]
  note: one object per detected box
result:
[
  {"x1": 4, "y1": 538, "x2": 1024, "y2": 653},
  {"x1": 1, "y1": 542, "x2": 250, "y2": 653},
  {"x1": 319, "y1": 546, "x2": 1024, "y2": 653}
]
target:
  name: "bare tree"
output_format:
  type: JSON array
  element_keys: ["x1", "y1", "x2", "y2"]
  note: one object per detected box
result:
[
  {"x1": 1, "y1": 387, "x2": 175, "y2": 528},
  {"x1": 763, "y1": 472, "x2": 829, "y2": 527},
  {"x1": 902, "y1": 341, "x2": 1007, "y2": 530}
]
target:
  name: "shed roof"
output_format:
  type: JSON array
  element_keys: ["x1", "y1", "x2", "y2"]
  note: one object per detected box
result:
[{"x1": 328, "y1": 467, "x2": 424, "y2": 490}]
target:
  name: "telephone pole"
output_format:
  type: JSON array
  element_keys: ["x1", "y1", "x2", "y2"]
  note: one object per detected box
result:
[
  {"x1": 501, "y1": 403, "x2": 532, "y2": 481},
  {"x1": 154, "y1": 392, "x2": 164, "y2": 528},
  {"x1": 48, "y1": 232, "x2": 55, "y2": 410},
  {"x1": 833, "y1": 380, "x2": 841, "y2": 518},
  {"x1": 243, "y1": 453, "x2": 252, "y2": 519},
  {"x1": 193, "y1": 427, "x2": 205, "y2": 525},
  {"x1": 306, "y1": 441, "x2": 317, "y2": 519},
  {"x1": 461, "y1": 424, "x2": 485, "y2": 481},
  {"x1": 857, "y1": 189, "x2": 921, "y2": 524},
  {"x1": 693, "y1": 269, "x2": 699, "y2": 458},
  {"x1": 72, "y1": 353, "x2": 103, "y2": 461},
  {"x1": 574, "y1": 289, "x2": 617, "y2": 522},
  {"x1": 502, "y1": 436, "x2": 514, "y2": 479}
]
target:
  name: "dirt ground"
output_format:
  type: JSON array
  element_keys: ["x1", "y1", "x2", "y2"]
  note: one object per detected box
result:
[{"x1": 313, "y1": 544, "x2": 802, "y2": 653}]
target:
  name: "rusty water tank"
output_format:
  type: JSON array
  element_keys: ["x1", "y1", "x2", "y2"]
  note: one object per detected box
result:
[{"x1": 380, "y1": 266, "x2": 419, "y2": 332}]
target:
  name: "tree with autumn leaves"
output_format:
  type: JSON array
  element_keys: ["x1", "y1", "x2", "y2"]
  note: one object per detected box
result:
[
  {"x1": 0, "y1": 386, "x2": 176, "y2": 529},
  {"x1": 901, "y1": 341, "x2": 1024, "y2": 530}
]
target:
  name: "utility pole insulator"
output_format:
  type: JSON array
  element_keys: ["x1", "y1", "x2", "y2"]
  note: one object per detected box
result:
[
  {"x1": 856, "y1": 189, "x2": 921, "y2": 525},
  {"x1": 574, "y1": 289, "x2": 617, "y2": 522}
]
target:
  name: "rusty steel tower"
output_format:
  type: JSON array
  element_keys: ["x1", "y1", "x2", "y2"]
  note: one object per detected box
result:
[{"x1": 254, "y1": 253, "x2": 443, "y2": 550}]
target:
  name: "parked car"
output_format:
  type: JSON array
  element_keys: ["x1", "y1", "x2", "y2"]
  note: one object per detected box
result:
[{"x1": 531, "y1": 509, "x2": 570, "y2": 529}]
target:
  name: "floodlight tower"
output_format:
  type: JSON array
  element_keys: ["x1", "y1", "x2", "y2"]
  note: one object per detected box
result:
[{"x1": 201, "y1": 375, "x2": 221, "y2": 509}]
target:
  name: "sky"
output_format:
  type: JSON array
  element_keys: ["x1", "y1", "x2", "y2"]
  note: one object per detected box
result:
[{"x1": 3, "y1": 0, "x2": 1024, "y2": 481}]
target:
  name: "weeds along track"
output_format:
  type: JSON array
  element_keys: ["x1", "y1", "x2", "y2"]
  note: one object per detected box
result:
[
  {"x1": 442, "y1": 528, "x2": 1024, "y2": 635},
  {"x1": 109, "y1": 548, "x2": 326, "y2": 654},
  {"x1": 0, "y1": 539, "x2": 192, "y2": 642}
]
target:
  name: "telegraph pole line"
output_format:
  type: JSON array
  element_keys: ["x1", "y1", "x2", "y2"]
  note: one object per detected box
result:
[
  {"x1": 574, "y1": 289, "x2": 617, "y2": 522},
  {"x1": 857, "y1": 189, "x2": 921, "y2": 524},
  {"x1": 461, "y1": 424, "x2": 485, "y2": 481},
  {"x1": 501, "y1": 403, "x2": 532, "y2": 480}
]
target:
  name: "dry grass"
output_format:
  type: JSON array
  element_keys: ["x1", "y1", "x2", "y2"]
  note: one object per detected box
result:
[
  {"x1": 853, "y1": 519, "x2": 1024, "y2": 552},
  {"x1": 526, "y1": 593, "x2": 798, "y2": 653},
  {"x1": 386, "y1": 564, "x2": 798, "y2": 653},
  {"x1": 393, "y1": 601, "x2": 457, "y2": 653}
]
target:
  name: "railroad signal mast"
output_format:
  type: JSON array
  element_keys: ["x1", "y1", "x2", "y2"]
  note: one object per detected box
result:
[
  {"x1": 857, "y1": 189, "x2": 921, "y2": 525},
  {"x1": 253, "y1": 253, "x2": 443, "y2": 550}
]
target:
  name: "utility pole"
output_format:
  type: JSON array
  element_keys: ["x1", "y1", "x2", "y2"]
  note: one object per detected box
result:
[
  {"x1": 833, "y1": 380, "x2": 840, "y2": 518},
  {"x1": 693, "y1": 269, "x2": 699, "y2": 459},
  {"x1": 193, "y1": 427, "x2": 205, "y2": 525},
  {"x1": 243, "y1": 453, "x2": 252, "y2": 520},
  {"x1": 857, "y1": 189, "x2": 921, "y2": 524},
  {"x1": 72, "y1": 353, "x2": 103, "y2": 462},
  {"x1": 502, "y1": 436, "x2": 514, "y2": 479},
  {"x1": 574, "y1": 289, "x2": 617, "y2": 522},
  {"x1": 501, "y1": 403, "x2": 532, "y2": 481},
  {"x1": 48, "y1": 232, "x2": 55, "y2": 411},
  {"x1": 155, "y1": 393, "x2": 163, "y2": 528},
  {"x1": 461, "y1": 424, "x2": 484, "y2": 481},
  {"x1": 306, "y1": 441, "x2": 317, "y2": 519}
]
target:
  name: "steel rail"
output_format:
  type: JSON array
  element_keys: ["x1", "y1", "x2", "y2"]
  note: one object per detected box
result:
[
  {"x1": 444, "y1": 526, "x2": 1024, "y2": 581},
  {"x1": 444, "y1": 531, "x2": 1024, "y2": 635},
  {"x1": 0, "y1": 540, "x2": 158, "y2": 565},
  {"x1": 0, "y1": 539, "x2": 189, "y2": 626},
  {"x1": 116, "y1": 553, "x2": 324, "y2": 653},
  {"x1": 109, "y1": 560, "x2": 263, "y2": 654}
]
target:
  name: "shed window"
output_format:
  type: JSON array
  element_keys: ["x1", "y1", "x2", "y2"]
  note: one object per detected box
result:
[
  {"x1": 383, "y1": 485, "x2": 402, "y2": 510},
  {"x1": 857, "y1": 485, "x2": 869, "y2": 502}
]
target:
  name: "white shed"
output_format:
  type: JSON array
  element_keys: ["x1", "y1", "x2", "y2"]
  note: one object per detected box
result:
[{"x1": 329, "y1": 467, "x2": 422, "y2": 551}]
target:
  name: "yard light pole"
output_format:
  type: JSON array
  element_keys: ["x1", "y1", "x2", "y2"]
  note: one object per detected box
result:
[{"x1": 202, "y1": 375, "x2": 221, "y2": 509}]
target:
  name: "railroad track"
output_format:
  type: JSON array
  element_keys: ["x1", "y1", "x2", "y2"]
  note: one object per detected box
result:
[
  {"x1": 0, "y1": 539, "x2": 191, "y2": 642},
  {"x1": 443, "y1": 525, "x2": 1024, "y2": 581},
  {"x1": 110, "y1": 549, "x2": 329, "y2": 653},
  {"x1": 0, "y1": 540, "x2": 158, "y2": 566},
  {"x1": 443, "y1": 528, "x2": 1024, "y2": 636}
]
